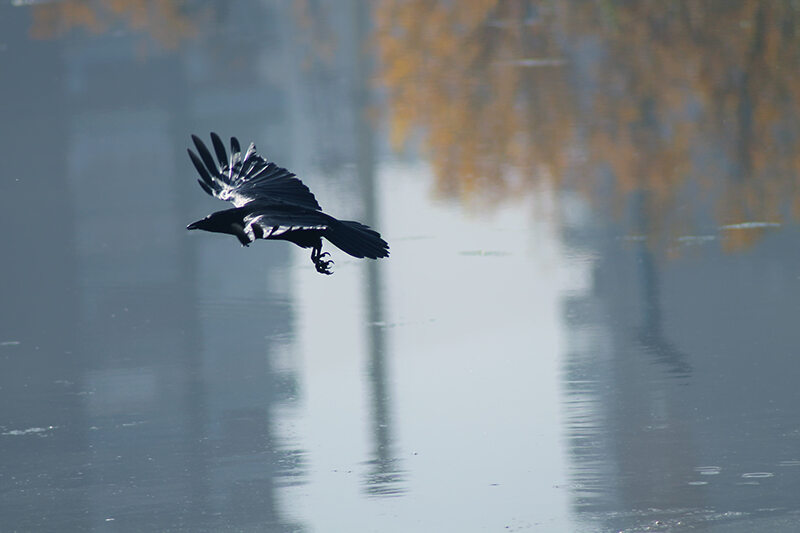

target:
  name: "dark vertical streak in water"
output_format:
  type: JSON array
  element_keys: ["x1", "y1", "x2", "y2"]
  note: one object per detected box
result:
[
  {"x1": 351, "y1": 0, "x2": 404, "y2": 497},
  {"x1": 734, "y1": 3, "x2": 764, "y2": 183},
  {"x1": 168, "y1": 54, "x2": 211, "y2": 524},
  {"x1": 632, "y1": 191, "x2": 691, "y2": 377}
]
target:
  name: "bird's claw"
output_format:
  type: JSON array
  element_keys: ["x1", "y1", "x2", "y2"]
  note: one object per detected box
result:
[{"x1": 314, "y1": 257, "x2": 334, "y2": 275}]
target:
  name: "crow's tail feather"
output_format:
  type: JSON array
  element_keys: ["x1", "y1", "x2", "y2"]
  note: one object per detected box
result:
[{"x1": 326, "y1": 220, "x2": 389, "y2": 259}]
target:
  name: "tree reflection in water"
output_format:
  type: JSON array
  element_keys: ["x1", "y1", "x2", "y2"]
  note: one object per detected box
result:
[
  {"x1": 19, "y1": 2, "x2": 800, "y2": 528},
  {"x1": 376, "y1": 0, "x2": 800, "y2": 251},
  {"x1": 33, "y1": 0, "x2": 800, "y2": 250},
  {"x1": 29, "y1": 0, "x2": 207, "y2": 47}
]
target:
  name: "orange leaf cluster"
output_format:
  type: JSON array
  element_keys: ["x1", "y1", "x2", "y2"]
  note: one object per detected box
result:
[
  {"x1": 31, "y1": 0, "x2": 201, "y2": 49},
  {"x1": 376, "y1": 0, "x2": 800, "y2": 250}
]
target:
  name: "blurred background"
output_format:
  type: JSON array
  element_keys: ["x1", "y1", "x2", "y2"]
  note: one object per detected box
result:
[{"x1": 2, "y1": 1, "x2": 800, "y2": 531}]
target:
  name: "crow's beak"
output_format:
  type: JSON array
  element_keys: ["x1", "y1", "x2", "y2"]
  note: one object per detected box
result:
[{"x1": 187, "y1": 221, "x2": 200, "y2": 230}]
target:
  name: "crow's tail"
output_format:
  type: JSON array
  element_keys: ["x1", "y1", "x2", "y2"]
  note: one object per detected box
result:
[{"x1": 326, "y1": 220, "x2": 390, "y2": 259}]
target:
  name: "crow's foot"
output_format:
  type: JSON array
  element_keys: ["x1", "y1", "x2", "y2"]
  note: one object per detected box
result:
[
  {"x1": 314, "y1": 257, "x2": 334, "y2": 275},
  {"x1": 311, "y1": 247, "x2": 333, "y2": 274}
]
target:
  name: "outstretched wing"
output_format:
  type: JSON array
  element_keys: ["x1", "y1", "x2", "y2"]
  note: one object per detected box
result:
[{"x1": 188, "y1": 132, "x2": 322, "y2": 210}]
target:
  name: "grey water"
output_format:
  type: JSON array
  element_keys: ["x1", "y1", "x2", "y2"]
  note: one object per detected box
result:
[{"x1": 3, "y1": 2, "x2": 800, "y2": 532}]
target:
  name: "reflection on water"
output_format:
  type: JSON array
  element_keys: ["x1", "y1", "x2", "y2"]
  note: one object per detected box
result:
[
  {"x1": 2, "y1": 0, "x2": 408, "y2": 530},
  {"x1": 560, "y1": 179, "x2": 800, "y2": 531},
  {"x1": 375, "y1": 1, "x2": 800, "y2": 529},
  {"x1": 377, "y1": 0, "x2": 800, "y2": 250},
  {"x1": 0, "y1": 1, "x2": 313, "y2": 531},
  {"x1": 631, "y1": 192, "x2": 692, "y2": 378},
  {"x1": 353, "y1": 0, "x2": 405, "y2": 498},
  {"x1": 561, "y1": 202, "x2": 800, "y2": 531},
  {"x1": 29, "y1": 0, "x2": 202, "y2": 47},
  {"x1": 4, "y1": 1, "x2": 800, "y2": 531}
]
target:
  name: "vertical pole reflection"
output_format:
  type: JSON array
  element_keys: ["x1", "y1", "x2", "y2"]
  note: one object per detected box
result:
[
  {"x1": 632, "y1": 191, "x2": 691, "y2": 376},
  {"x1": 351, "y1": 0, "x2": 405, "y2": 497}
]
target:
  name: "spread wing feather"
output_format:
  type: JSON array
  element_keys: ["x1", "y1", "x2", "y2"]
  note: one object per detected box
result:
[
  {"x1": 188, "y1": 133, "x2": 321, "y2": 210},
  {"x1": 210, "y1": 132, "x2": 228, "y2": 170}
]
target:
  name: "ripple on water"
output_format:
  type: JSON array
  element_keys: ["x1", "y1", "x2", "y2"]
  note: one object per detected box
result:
[
  {"x1": 2, "y1": 426, "x2": 57, "y2": 436},
  {"x1": 741, "y1": 472, "x2": 774, "y2": 479},
  {"x1": 459, "y1": 250, "x2": 512, "y2": 256},
  {"x1": 694, "y1": 466, "x2": 721, "y2": 475},
  {"x1": 677, "y1": 235, "x2": 716, "y2": 245},
  {"x1": 720, "y1": 221, "x2": 782, "y2": 230}
]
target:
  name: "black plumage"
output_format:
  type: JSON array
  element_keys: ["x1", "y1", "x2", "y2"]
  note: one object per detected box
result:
[{"x1": 186, "y1": 133, "x2": 389, "y2": 274}]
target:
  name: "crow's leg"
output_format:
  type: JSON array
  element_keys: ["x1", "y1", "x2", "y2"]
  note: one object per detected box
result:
[{"x1": 310, "y1": 244, "x2": 334, "y2": 275}]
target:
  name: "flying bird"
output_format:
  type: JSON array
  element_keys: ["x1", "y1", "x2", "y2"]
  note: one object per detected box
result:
[{"x1": 186, "y1": 133, "x2": 389, "y2": 274}]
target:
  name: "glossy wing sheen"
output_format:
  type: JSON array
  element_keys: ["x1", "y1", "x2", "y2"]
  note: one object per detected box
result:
[
  {"x1": 188, "y1": 133, "x2": 322, "y2": 210},
  {"x1": 243, "y1": 205, "x2": 331, "y2": 238}
]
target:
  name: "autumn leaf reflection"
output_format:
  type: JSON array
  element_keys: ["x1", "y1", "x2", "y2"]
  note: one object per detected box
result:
[
  {"x1": 376, "y1": 0, "x2": 800, "y2": 250},
  {"x1": 30, "y1": 0, "x2": 203, "y2": 48}
]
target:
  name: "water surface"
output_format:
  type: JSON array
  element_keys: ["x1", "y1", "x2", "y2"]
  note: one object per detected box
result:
[{"x1": 2, "y1": 2, "x2": 800, "y2": 532}]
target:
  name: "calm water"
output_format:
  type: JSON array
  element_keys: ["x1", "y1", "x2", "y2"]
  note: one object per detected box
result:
[{"x1": 3, "y1": 2, "x2": 800, "y2": 532}]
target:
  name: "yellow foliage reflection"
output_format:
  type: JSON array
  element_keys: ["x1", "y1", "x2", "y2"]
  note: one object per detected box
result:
[
  {"x1": 376, "y1": 0, "x2": 800, "y2": 249},
  {"x1": 30, "y1": 0, "x2": 201, "y2": 48}
]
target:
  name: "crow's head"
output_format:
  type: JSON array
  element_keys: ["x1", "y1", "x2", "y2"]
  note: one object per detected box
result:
[
  {"x1": 187, "y1": 208, "x2": 252, "y2": 245},
  {"x1": 186, "y1": 216, "x2": 214, "y2": 231},
  {"x1": 187, "y1": 208, "x2": 241, "y2": 232}
]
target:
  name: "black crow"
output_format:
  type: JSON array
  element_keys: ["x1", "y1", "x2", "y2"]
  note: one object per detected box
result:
[{"x1": 186, "y1": 133, "x2": 389, "y2": 274}]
